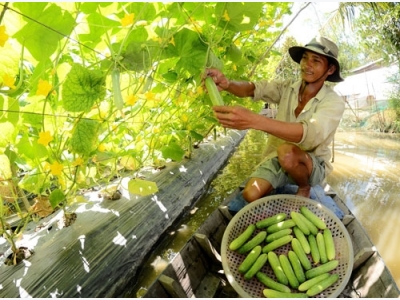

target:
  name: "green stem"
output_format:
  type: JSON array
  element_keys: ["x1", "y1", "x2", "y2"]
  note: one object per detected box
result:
[{"x1": 0, "y1": 2, "x2": 8, "y2": 25}]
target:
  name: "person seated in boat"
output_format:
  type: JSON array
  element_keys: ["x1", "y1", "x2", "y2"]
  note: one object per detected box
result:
[{"x1": 205, "y1": 36, "x2": 345, "y2": 211}]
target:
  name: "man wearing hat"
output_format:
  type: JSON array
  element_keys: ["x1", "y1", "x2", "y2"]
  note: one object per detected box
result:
[{"x1": 206, "y1": 36, "x2": 345, "y2": 210}]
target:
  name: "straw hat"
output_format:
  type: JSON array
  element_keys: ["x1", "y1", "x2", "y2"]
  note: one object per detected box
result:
[{"x1": 289, "y1": 36, "x2": 344, "y2": 82}]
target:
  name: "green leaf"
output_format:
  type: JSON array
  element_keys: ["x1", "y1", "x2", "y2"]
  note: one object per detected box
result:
[
  {"x1": 12, "y1": 3, "x2": 48, "y2": 20},
  {"x1": 29, "y1": 59, "x2": 54, "y2": 93},
  {"x1": 215, "y1": 2, "x2": 263, "y2": 32},
  {"x1": 121, "y1": 2, "x2": 157, "y2": 22},
  {"x1": 227, "y1": 44, "x2": 243, "y2": 63},
  {"x1": 189, "y1": 130, "x2": 204, "y2": 142},
  {"x1": 121, "y1": 41, "x2": 152, "y2": 72},
  {"x1": 13, "y1": 3, "x2": 76, "y2": 61},
  {"x1": 0, "y1": 154, "x2": 12, "y2": 179},
  {"x1": 15, "y1": 133, "x2": 48, "y2": 161},
  {"x1": 79, "y1": 2, "x2": 113, "y2": 14},
  {"x1": 0, "y1": 122, "x2": 15, "y2": 149},
  {"x1": 79, "y1": 12, "x2": 119, "y2": 46},
  {"x1": 62, "y1": 64, "x2": 106, "y2": 112},
  {"x1": 161, "y1": 142, "x2": 185, "y2": 161},
  {"x1": 70, "y1": 119, "x2": 100, "y2": 156},
  {"x1": 172, "y1": 28, "x2": 208, "y2": 75},
  {"x1": 0, "y1": 96, "x2": 19, "y2": 124},
  {"x1": 6, "y1": 97, "x2": 19, "y2": 125},
  {"x1": 128, "y1": 178, "x2": 158, "y2": 196},
  {"x1": 49, "y1": 189, "x2": 66, "y2": 208},
  {"x1": 123, "y1": 26, "x2": 149, "y2": 48},
  {"x1": 19, "y1": 169, "x2": 48, "y2": 194},
  {"x1": 161, "y1": 70, "x2": 178, "y2": 83}
]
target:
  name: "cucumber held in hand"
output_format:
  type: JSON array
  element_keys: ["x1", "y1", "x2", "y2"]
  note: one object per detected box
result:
[{"x1": 205, "y1": 77, "x2": 224, "y2": 106}]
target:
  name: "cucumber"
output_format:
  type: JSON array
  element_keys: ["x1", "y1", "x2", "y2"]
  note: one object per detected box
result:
[
  {"x1": 205, "y1": 77, "x2": 224, "y2": 106},
  {"x1": 288, "y1": 250, "x2": 306, "y2": 283},
  {"x1": 296, "y1": 210, "x2": 319, "y2": 235},
  {"x1": 305, "y1": 260, "x2": 339, "y2": 279},
  {"x1": 279, "y1": 254, "x2": 300, "y2": 289},
  {"x1": 293, "y1": 226, "x2": 311, "y2": 254},
  {"x1": 256, "y1": 212, "x2": 286, "y2": 229},
  {"x1": 262, "y1": 234, "x2": 293, "y2": 253},
  {"x1": 267, "y1": 251, "x2": 288, "y2": 285},
  {"x1": 244, "y1": 253, "x2": 268, "y2": 280},
  {"x1": 267, "y1": 219, "x2": 296, "y2": 234},
  {"x1": 324, "y1": 228, "x2": 336, "y2": 260},
  {"x1": 229, "y1": 224, "x2": 256, "y2": 251},
  {"x1": 238, "y1": 245, "x2": 261, "y2": 274},
  {"x1": 316, "y1": 232, "x2": 328, "y2": 264},
  {"x1": 308, "y1": 234, "x2": 320, "y2": 264},
  {"x1": 237, "y1": 230, "x2": 267, "y2": 254},
  {"x1": 263, "y1": 289, "x2": 308, "y2": 298},
  {"x1": 291, "y1": 238, "x2": 312, "y2": 270},
  {"x1": 266, "y1": 228, "x2": 292, "y2": 243},
  {"x1": 111, "y1": 67, "x2": 124, "y2": 110},
  {"x1": 290, "y1": 211, "x2": 310, "y2": 235},
  {"x1": 298, "y1": 272, "x2": 330, "y2": 292},
  {"x1": 306, "y1": 273, "x2": 339, "y2": 297},
  {"x1": 300, "y1": 206, "x2": 326, "y2": 230},
  {"x1": 256, "y1": 272, "x2": 291, "y2": 293}
]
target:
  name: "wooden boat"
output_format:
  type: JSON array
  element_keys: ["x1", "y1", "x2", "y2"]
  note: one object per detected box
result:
[{"x1": 139, "y1": 183, "x2": 400, "y2": 298}]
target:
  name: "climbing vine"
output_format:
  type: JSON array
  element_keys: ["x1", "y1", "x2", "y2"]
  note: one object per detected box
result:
[{"x1": 0, "y1": 3, "x2": 292, "y2": 224}]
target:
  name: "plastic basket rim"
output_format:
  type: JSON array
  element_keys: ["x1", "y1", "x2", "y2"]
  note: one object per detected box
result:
[{"x1": 221, "y1": 194, "x2": 354, "y2": 298}]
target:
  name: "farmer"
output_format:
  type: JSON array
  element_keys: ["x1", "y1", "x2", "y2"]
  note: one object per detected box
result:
[{"x1": 206, "y1": 36, "x2": 345, "y2": 212}]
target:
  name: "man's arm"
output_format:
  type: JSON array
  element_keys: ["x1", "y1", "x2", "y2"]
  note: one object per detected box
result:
[
  {"x1": 206, "y1": 68, "x2": 255, "y2": 98},
  {"x1": 213, "y1": 105, "x2": 304, "y2": 143},
  {"x1": 225, "y1": 80, "x2": 255, "y2": 98}
]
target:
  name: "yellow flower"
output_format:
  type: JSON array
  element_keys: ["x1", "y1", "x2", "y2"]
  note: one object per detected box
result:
[
  {"x1": 144, "y1": 91, "x2": 156, "y2": 101},
  {"x1": 38, "y1": 131, "x2": 53, "y2": 146},
  {"x1": 126, "y1": 94, "x2": 138, "y2": 105},
  {"x1": 121, "y1": 13, "x2": 135, "y2": 27},
  {"x1": 0, "y1": 25, "x2": 9, "y2": 47},
  {"x1": 98, "y1": 143, "x2": 106, "y2": 152},
  {"x1": 2, "y1": 74, "x2": 16, "y2": 89},
  {"x1": 223, "y1": 10, "x2": 230, "y2": 22},
  {"x1": 36, "y1": 79, "x2": 52, "y2": 96},
  {"x1": 50, "y1": 161, "x2": 63, "y2": 176},
  {"x1": 72, "y1": 157, "x2": 84, "y2": 167},
  {"x1": 196, "y1": 86, "x2": 204, "y2": 95},
  {"x1": 169, "y1": 37, "x2": 175, "y2": 46},
  {"x1": 181, "y1": 114, "x2": 188, "y2": 123}
]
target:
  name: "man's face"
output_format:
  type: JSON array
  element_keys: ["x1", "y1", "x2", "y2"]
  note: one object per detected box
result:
[{"x1": 299, "y1": 50, "x2": 333, "y2": 83}]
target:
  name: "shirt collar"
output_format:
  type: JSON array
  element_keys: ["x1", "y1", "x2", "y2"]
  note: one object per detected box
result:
[{"x1": 291, "y1": 80, "x2": 328, "y2": 102}]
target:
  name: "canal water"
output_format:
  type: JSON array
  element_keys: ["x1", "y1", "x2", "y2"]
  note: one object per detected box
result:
[
  {"x1": 133, "y1": 129, "x2": 400, "y2": 296},
  {"x1": 326, "y1": 130, "x2": 400, "y2": 289}
]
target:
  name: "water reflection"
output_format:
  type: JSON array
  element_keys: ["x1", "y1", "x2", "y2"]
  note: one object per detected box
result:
[{"x1": 327, "y1": 131, "x2": 400, "y2": 288}]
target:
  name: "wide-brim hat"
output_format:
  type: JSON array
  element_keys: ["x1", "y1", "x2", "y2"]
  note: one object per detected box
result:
[{"x1": 289, "y1": 36, "x2": 344, "y2": 82}]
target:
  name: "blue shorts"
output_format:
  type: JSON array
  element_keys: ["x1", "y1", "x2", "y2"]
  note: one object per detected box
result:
[{"x1": 249, "y1": 153, "x2": 325, "y2": 188}]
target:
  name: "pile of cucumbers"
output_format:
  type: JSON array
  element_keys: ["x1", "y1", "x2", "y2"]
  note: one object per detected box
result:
[{"x1": 228, "y1": 206, "x2": 340, "y2": 298}]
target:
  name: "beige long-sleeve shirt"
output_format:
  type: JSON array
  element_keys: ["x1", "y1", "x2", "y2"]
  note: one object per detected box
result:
[{"x1": 252, "y1": 79, "x2": 345, "y2": 176}]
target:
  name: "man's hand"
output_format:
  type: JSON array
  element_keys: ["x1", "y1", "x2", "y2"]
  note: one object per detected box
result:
[
  {"x1": 205, "y1": 68, "x2": 230, "y2": 91},
  {"x1": 212, "y1": 105, "x2": 257, "y2": 130}
]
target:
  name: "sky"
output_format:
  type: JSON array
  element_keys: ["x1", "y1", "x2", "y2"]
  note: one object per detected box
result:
[{"x1": 284, "y1": 2, "x2": 340, "y2": 44}]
